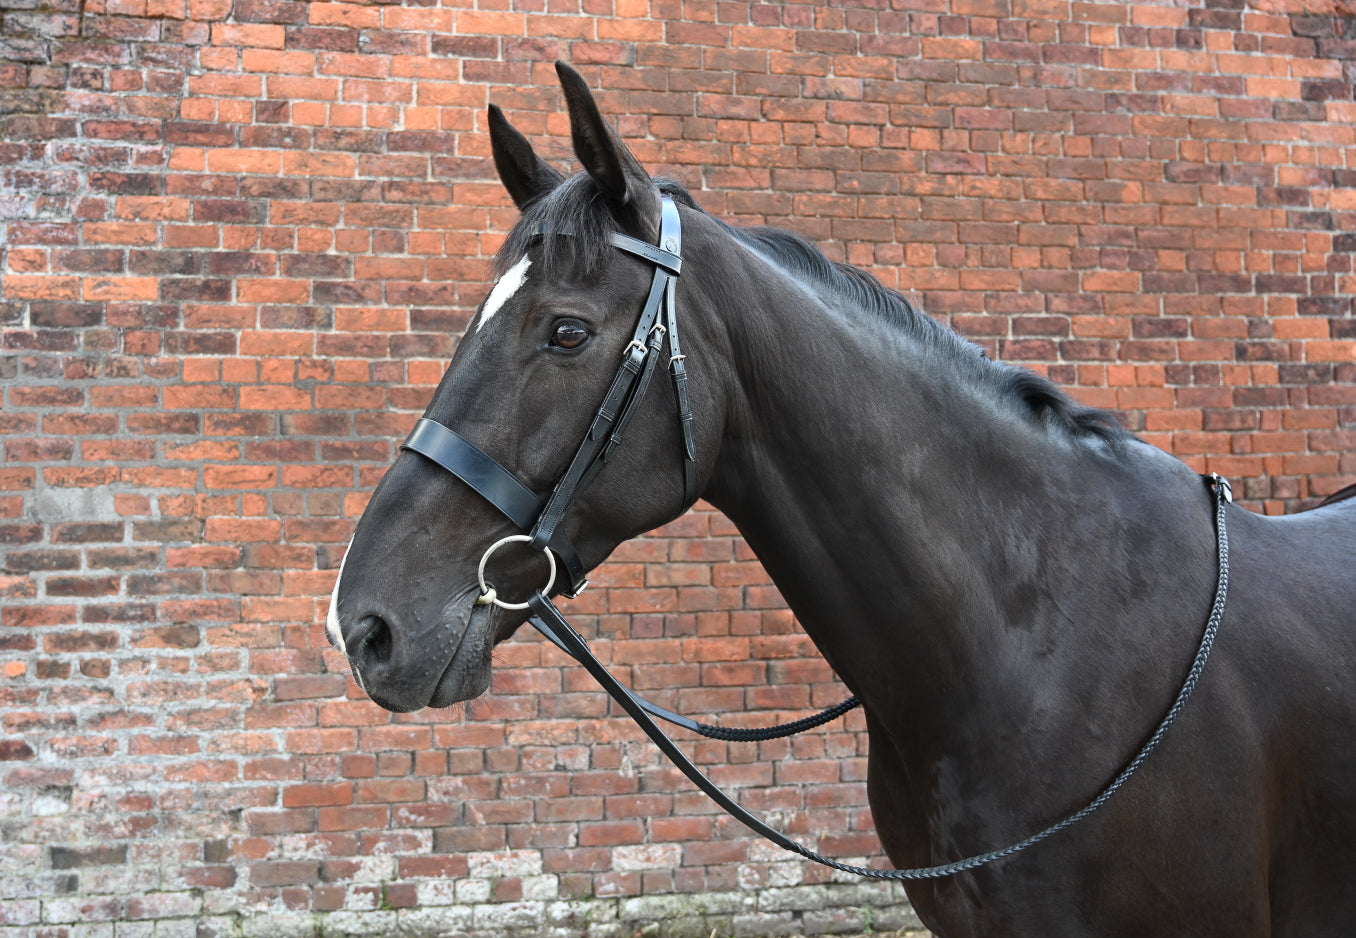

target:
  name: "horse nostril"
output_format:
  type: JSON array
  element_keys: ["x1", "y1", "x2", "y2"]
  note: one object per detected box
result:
[{"x1": 348, "y1": 614, "x2": 394, "y2": 668}]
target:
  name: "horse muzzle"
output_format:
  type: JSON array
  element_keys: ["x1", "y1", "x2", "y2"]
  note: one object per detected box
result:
[{"x1": 337, "y1": 586, "x2": 496, "y2": 713}]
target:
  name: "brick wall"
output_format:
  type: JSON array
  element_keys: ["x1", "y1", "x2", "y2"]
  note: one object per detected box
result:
[{"x1": 2, "y1": 0, "x2": 1354, "y2": 935}]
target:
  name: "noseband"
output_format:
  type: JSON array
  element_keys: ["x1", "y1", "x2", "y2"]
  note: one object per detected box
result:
[{"x1": 397, "y1": 195, "x2": 1235, "y2": 881}]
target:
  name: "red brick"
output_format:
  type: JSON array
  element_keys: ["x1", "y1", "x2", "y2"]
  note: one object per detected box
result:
[
  {"x1": 317, "y1": 805, "x2": 388, "y2": 832},
  {"x1": 355, "y1": 779, "x2": 425, "y2": 804},
  {"x1": 283, "y1": 783, "x2": 352, "y2": 809},
  {"x1": 577, "y1": 821, "x2": 646, "y2": 847}
]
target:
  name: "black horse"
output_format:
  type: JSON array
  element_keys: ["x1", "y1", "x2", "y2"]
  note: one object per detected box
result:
[{"x1": 327, "y1": 64, "x2": 1356, "y2": 936}]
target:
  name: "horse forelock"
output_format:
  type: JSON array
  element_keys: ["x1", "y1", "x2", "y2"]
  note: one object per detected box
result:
[
  {"x1": 495, "y1": 175, "x2": 701, "y2": 281},
  {"x1": 491, "y1": 170, "x2": 1129, "y2": 448}
]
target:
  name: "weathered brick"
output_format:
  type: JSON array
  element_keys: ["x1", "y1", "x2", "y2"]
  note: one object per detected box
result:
[
  {"x1": 50, "y1": 844, "x2": 128, "y2": 869},
  {"x1": 0, "y1": 740, "x2": 36, "y2": 761}
]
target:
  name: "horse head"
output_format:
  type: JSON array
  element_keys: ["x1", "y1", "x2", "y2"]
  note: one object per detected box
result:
[{"x1": 327, "y1": 64, "x2": 726, "y2": 712}]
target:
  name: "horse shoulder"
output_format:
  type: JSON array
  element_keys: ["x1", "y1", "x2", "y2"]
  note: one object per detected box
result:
[{"x1": 1219, "y1": 504, "x2": 1356, "y2": 916}]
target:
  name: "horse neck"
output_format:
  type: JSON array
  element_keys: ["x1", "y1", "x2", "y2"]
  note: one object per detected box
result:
[{"x1": 694, "y1": 236, "x2": 1217, "y2": 745}]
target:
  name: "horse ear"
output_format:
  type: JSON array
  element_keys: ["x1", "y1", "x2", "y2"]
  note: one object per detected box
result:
[
  {"x1": 555, "y1": 61, "x2": 661, "y2": 238},
  {"x1": 489, "y1": 103, "x2": 564, "y2": 210}
]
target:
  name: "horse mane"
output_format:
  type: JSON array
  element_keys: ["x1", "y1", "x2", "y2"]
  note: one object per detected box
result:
[{"x1": 497, "y1": 174, "x2": 1130, "y2": 448}]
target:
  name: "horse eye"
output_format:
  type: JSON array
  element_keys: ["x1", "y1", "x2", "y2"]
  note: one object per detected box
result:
[{"x1": 550, "y1": 320, "x2": 590, "y2": 350}]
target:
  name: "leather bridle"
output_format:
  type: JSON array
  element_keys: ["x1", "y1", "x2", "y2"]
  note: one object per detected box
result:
[
  {"x1": 403, "y1": 196, "x2": 693, "y2": 603},
  {"x1": 396, "y1": 195, "x2": 1235, "y2": 880}
]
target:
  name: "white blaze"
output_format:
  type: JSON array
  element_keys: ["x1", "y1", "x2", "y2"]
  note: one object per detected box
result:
[
  {"x1": 325, "y1": 536, "x2": 354, "y2": 655},
  {"x1": 475, "y1": 255, "x2": 532, "y2": 333}
]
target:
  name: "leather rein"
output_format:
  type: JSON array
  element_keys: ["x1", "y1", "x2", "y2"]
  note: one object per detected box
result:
[{"x1": 400, "y1": 196, "x2": 1235, "y2": 879}]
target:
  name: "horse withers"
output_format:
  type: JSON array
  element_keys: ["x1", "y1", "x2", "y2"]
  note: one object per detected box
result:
[{"x1": 327, "y1": 63, "x2": 1356, "y2": 937}]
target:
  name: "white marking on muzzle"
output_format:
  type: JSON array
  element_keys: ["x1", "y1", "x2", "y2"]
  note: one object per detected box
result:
[
  {"x1": 474, "y1": 255, "x2": 532, "y2": 333},
  {"x1": 325, "y1": 536, "x2": 354, "y2": 655}
]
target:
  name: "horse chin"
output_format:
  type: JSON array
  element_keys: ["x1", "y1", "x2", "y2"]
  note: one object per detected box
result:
[
  {"x1": 422, "y1": 598, "x2": 499, "y2": 710},
  {"x1": 425, "y1": 643, "x2": 493, "y2": 709}
]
